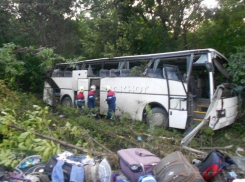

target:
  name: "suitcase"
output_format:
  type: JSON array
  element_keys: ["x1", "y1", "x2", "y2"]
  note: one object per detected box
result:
[
  {"x1": 153, "y1": 151, "x2": 205, "y2": 182},
  {"x1": 117, "y1": 148, "x2": 160, "y2": 182}
]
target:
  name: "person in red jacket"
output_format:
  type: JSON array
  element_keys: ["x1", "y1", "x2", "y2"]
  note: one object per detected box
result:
[
  {"x1": 104, "y1": 85, "x2": 116, "y2": 120},
  {"x1": 88, "y1": 85, "x2": 98, "y2": 118},
  {"x1": 76, "y1": 86, "x2": 85, "y2": 109},
  {"x1": 88, "y1": 85, "x2": 96, "y2": 109}
]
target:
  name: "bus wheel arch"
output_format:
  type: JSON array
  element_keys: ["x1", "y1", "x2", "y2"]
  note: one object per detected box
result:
[
  {"x1": 144, "y1": 103, "x2": 169, "y2": 127},
  {"x1": 61, "y1": 95, "x2": 72, "y2": 106}
]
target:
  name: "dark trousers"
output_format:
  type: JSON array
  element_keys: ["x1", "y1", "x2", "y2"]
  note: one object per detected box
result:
[{"x1": 107, "y1": 104, "x2": 115, "y2": 119}]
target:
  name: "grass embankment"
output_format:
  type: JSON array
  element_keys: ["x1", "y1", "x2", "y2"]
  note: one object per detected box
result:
[{"x1": 0, "y1": 80, "x2": 244, "y2": 170}]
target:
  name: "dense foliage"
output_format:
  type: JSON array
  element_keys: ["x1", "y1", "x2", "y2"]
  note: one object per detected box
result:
[
  {"x1": 0, "y1": 0, "x2": 244, "y2": 58},
  {"x1": 0, "y1": 0, "x2": 81, "y2": 57},
  {"x1": 0, "y1": 0, "x2": 245, "y2": 170},
  {"x1": 228, "y1": 46, "x2": 245, "y2": 85},
  {"x1": 189, "y1": 0, "x2": 245, "y2": 57},
  {"x1": 0, "y1": 0, "x2": 245, "y2": 92},
  {"x1": 0, "y1": 43, "x2": 71, "y2": 92}
]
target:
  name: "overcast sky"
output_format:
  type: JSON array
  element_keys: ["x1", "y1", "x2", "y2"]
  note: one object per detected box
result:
[{"x1": 202, "y1": 0, "x2": 218, "y2": 8}]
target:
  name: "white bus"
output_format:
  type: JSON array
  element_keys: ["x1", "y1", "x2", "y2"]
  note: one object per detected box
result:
[{"x1": 43, "y1": 48, "x2": 238, "y2": 130}]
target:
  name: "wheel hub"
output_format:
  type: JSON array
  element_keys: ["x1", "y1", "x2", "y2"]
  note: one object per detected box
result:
[{"x1": 152, "y1": 113, "x2": 165, "y2": 126}]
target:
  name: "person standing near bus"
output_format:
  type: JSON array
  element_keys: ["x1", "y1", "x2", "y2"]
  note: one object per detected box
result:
[
  {"x1": 88, "y1": 85, "x2": 96, "y2": 109},
  {"x1": 104, "y1": 85, "x2": 116, "y2": 120},
  {"x1": 88, "y1": 85, "x2": 98, "y2": 118},
  {"x1": 76, "y1": 86, "x2": 85, "y2": 110}
]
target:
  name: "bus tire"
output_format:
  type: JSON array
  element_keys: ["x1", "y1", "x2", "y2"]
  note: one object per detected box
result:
[
  {"x1": 61, "y1": 96, "x2": 72, "y2": 106},
  {"x1": 146, "y1": 107, "x2": 168, "y2": 127}
]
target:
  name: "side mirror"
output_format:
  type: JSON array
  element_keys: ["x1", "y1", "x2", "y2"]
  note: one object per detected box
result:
[{"x1": 205, "y1": 62, "x2": 214, "y2": 72}]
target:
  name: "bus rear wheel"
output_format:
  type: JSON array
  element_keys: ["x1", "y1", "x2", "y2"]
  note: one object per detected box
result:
[
  {"x1": 146, "y1": 107, "x2": 168, "y2": 127},
  {"x1": 61, "y1": 96, "x2": 72, "y2": 106}
]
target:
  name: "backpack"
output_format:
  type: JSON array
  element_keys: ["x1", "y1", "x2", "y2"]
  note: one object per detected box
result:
[
  {"x1": 84, "y1": 160, "x2": 100, "y2": 182},
  {"x1": 138, "y1": 174, "x2": 157, "y2": 182},
  {"x1": 84, "y1": 158, "x2": 112, "y2": 182},
  {"x1": 195, "y1": 150, "x2": 236, "y2": 180}
]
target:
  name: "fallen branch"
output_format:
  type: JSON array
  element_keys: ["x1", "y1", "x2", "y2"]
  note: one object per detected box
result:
[
  {"x1": 98, "y1": 129, "x2": 143, "y2": 147},
  {"x1": 199, "y1": 145, "x2": 233, "y2": 150},
  {"x1": 129, "y1": 127, "x2": 174, "y2": 140},
  {"x1": 83, "y1": 133, "x2": 113, "y2": 153},
  {"x1": 1, "y1": 122, "x2": 115, "y2": 157}
]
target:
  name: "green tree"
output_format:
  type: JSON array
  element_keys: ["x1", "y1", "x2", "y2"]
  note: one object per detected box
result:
[
  {"x1": 77, "y1": 0, "x2": 208, "y2": 59},
  {"x1": 78, "y1": 11, "x2": 118, "y2": 58},
  {"x1": 188, "y1": 0, "x2": 245, "y2": 56},
  {"x1": 227, "y1": 46, "x2": 245, "y2": 85},
  {"x1": 0, "y1": 0, "x2": 81, "y2": 58},
  {"x1": 0, "y1": 43, "x2": 68, "y2": 92},
  {"x1": 0, "y1": 1, "x2": 17, "y2": 45},
  {"x1": 129, "y1": 0, "x2": 206, "y2": 51},
  {"x1": 0, "y1": 43, "x2": 25, "y2": 89}
]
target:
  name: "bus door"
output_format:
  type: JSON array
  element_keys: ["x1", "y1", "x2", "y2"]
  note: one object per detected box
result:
[
  {"x1": 163, "y1": 65, "x2": 188, "y2": 129},
  {"x1": 89, "y1": 78, "x2": 101, "y2": 107}
]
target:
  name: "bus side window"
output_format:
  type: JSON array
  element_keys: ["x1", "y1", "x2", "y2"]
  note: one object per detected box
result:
[
  {"x1": 110, "y1": 69, "x2": 120, "y2": 77},
  {"x1": 87, "y1": 64, "x2": 94, "y2": 77},
  {"x1": 120, "y1": 69, "x2": 130, "y2": 77},
  {"x1": 147, "y1": 68, "x2": 163, "y2": 78},
  {"x1": 163, "y1": 67, "x2": 179, "y2": 81},
  {"x1": 128, "y1": 66, "x2": 144, "y2": 77},
  {"x1": 52, "y1": 69, "x2": 64, "y2": 77},
  {"x1": 99, "y1": 69, "x2": 110, "y2": 77},
  {"x1": 64, "y1": 71, "x2": 72, "y2": 77},
  {"x1": 52, "y1": 70, "x2": 58, "y2": 77}
]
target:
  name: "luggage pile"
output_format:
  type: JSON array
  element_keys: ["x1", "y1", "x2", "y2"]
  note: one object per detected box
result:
[
  {"x1": 43, "y1": 151, "x2": 112, "y2": 182},
  {"x1": 1, "y1": 149, "x2": 245, "y2": 182},
  {"x1": 116, "y1": 148, "x2": 245, "y2": 182},
  {"x1": 0, "y1": 151, "x2": 112, "y2": 182}
]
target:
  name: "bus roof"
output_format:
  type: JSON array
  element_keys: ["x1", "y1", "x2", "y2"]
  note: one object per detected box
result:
[{"x1": 57, "y1": 48, "x2": 228, "y2": 66}]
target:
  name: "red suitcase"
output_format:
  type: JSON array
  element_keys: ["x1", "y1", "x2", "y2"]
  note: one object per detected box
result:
[{"x1": 117, "y1": 148, "x2": 160, "y2": 182}]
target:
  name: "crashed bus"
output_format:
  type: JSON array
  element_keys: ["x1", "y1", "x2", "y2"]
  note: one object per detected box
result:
[{"x1": 43, "y1": 48, "x2": 238, "y2": 130}]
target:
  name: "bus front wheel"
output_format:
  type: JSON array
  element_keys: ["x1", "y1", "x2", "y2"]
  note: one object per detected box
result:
[
  {"x1": 61, "y1": 96, "x2": 72, "y2": 106},
  {"x1": 146, "y1": 107, "x2": 168, "y2": 127}
]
